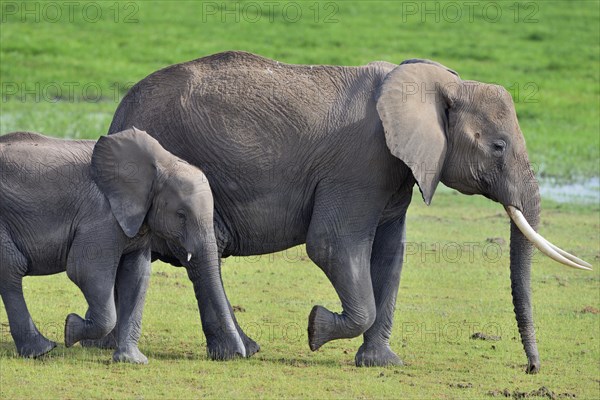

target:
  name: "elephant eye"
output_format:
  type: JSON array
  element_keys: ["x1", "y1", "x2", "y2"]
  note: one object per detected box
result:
[
  {"x1": 176, "y1": 210, "x2": 186, "y2": 220},
  {"x1": 492, "y1": 140, "x2": 506, "y2": 154}
]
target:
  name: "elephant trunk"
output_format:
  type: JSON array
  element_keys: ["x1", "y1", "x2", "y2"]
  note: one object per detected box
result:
[
  {"x1": 185, "y1": 238, "x2": 246, "y2": 359},
  {"x1": 508, "y1": 184, "x2": 541, "y2": 374}
]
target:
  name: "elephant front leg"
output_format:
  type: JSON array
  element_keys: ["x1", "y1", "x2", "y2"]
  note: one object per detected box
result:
[
  {"x1": 64, "y1": 234, "x2": 118, "y2": 348},
  {"x1": 112, "y1": 248, "x2": 151, "y2": 364},
  {"x1": 305, "y1": 236, "x2": 377, "y2": 351},
  {"x1": 181, "y1": 241, "x2": 246, "y2": 360},
  {"x1": 356, "y1": 213, "x2": 408, "y2": 367},
  {"x1": 197, "y1": 294, "x2": 260, "y2": 359},
  {"x1": 193, "y1": 255, "x2": 259, "y2": 359},
  {"x1": 80, "y1": 311, "x2": 117, "y2": 349},
  {"x1": 80, "y1": 286, "x2": 118, "y2": 350},
  {"x1": 304, "y1": 187, "x2": 389, "y2": 351}
]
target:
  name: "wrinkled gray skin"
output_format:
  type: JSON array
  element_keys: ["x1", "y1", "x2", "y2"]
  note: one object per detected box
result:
[
  {"x1": 108, "y1": 52, "x2": 542, "y2": 373},
  {"x1": 0, "y1": 128, "x2": 244, "y2": 363}
]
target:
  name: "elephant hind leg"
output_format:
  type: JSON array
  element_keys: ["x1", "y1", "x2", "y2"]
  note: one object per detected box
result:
[
  {"x1": 0, "y1": 236, "x2": 56, "y2": 357},
  {"x1": 1, "y1": 287, "x2": 57, "y2": 358}
]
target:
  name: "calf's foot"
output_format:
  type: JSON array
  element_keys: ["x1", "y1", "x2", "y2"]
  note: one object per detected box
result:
[
  {"x1": 240, "y1": 330, "x2": 260, "y2": 357},
  {"x1": 206, "y1": 331, "x2": 247, "y2": 360}
]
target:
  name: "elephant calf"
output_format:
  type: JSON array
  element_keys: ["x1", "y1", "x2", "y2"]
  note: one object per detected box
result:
[{"x1": 0, "y1": 128, "x2": 245, "y2": 363}]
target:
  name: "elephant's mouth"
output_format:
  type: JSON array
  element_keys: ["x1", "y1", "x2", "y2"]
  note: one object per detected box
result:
[
  {"x1": 505, "y1": 205, "x2": 591, "y2": 270},
  {"x1": 482, "y1": 192, "x2": 499, "y2": 202}
]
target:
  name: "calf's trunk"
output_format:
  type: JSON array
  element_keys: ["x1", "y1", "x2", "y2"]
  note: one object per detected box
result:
[{"x1": 186, "y1": 240, "x2": 246, "y2": 359}]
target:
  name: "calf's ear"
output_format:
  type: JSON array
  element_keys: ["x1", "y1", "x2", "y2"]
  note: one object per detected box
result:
[{"x1": 91, "y1": 127, "x2": 163, "y2": 237}]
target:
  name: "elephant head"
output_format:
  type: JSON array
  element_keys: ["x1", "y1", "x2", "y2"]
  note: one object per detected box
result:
[
  {"x1": 91, "y1": 127, "x2": 246, "y2": 358},
  {"x1": 91, "y1": 127, "x2": 213, "y2": 259},
  {"x1": 376, "y1": 59, "x2": 591, "y2": 373}
]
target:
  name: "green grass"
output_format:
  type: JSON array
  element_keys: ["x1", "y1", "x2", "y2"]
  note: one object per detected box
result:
[
  {"x1": 0, "y1": 1, "x2": 599, "y2": 398},
  {"x1": 1, "y1": 1, "x2": 599, "y2": 178},
  {"x1": 0, "y1": 191, "x2": 598, "y2": 399}
]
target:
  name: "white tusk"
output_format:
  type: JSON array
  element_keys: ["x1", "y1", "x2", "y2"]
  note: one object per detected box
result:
[
  {"x1": 543, "y1": 239, "x2": 593, "y2": 269},
  {"x1": 505, "y1": 206, "x2": 592, "y2": 271},
  {"x1": 187, "y1": 252, "x2": 192, "y2": 262}
]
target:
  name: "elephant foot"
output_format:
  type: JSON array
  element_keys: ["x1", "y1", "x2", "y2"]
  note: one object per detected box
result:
[
  {"x1": 113, "y1": 347, "x2": 148, "y2": 364},
  {"x1": 308, "y1": 305, "x2": 336, "y2": 351},
  {"x1": 206, "y1": 332, "x2": 247, "y2": 360},
  {"x1": 240, "y1": 331, "x2": 260, "y2": 357},
  {"x1": 64, "y1": 313, "x2": 85, "y2": 347},
  {"x1": 80, "y1": 330, "x2": 117, "y2": 349},
  {"x1": 355, "y1": 342, "x2": 403, "y2": 367},
  {"x1": 16, "y1": 335, "x2": 57, "y2": 358},
  {"x1": 526, "y1": 357, "x2": 540, "y2": 374}
]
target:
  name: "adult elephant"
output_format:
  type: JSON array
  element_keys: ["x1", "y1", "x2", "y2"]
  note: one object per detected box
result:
[{"x1": 107, "y1": 51, "x2": 590, "y2": 372}]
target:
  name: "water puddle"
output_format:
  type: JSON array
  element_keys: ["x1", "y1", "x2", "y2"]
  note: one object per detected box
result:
[
  {"x1": 438, "y1": 177, "x2": 599, "y2": 205},
  {"x1": 539, "y1": 177, "x2": 599, "y2": 205}
]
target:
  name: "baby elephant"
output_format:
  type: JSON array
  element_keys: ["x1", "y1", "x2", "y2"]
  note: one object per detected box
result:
[{"x1": 0, "y1": 128, "x2": 239, "y2": 363}]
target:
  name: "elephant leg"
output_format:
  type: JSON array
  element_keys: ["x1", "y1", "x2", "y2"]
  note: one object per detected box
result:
[
  {"x1": 355, "y1": 214, "x2": 408, "y2": 366},
  {"x1": 355, "y1": 186, "x2": 412, "y2": 367},
  {"x1": 305, "y1": 186, "x2": 386, "y2": 351},
  {"x1": 306, "y1": 236, "x2": 377, "y2": 350},
  {"x1": 111, "y1": 248, "x2": 151, "y2": 364},
  {"x1": 229, "y1": 302, "x2": 260, "y2": 356},
  {"x1": 64, "y1": 235, "x2": 118, "y2": 347},
  {"x1": 196, "y1": 257, "x2": 260, "y2": 358},
  {"x1": 0, "y1": 284, "x2": 57, "y2": 358},
  {"x1": 0, "y1": 233, "x2": 56, "y2": 357},
  {"x1": 80, "y1": 307, "x2": 118, "y2": 349},
  {"x1": 356, "y1": 188, "x2": 412, "y2": 367},
  {"x1": 80, "y1": 286, "x2": 118, "y2": 350}
]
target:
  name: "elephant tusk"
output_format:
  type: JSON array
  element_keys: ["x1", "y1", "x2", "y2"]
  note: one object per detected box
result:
[
  {"x1": 505, "y1": 206, "x2": 592, "y2": 271},
  {"x1": 542, "y1": 238, "x2": 593, "y2": 269},
  {"x1": 187, "y1": 252, "x2": 192, "y2": 262}
]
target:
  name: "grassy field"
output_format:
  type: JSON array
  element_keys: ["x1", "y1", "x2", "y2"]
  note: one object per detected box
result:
[{"x1": 1, "y1": 1, "x2": 599, "y2": 399}]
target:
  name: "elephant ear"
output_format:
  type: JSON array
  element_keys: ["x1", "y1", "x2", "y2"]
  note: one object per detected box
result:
[
  {"x1": 376, "y1": 59, "x2": 460, "y2": 205},
  {"x1": 91, "y1": 127, "x2": 165, "y2": 237}
]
